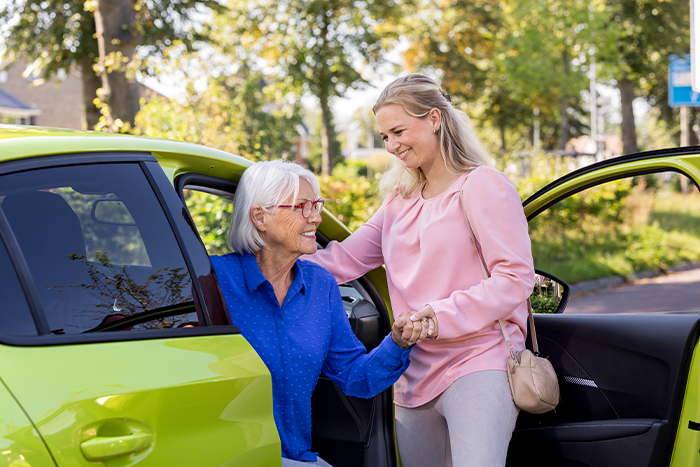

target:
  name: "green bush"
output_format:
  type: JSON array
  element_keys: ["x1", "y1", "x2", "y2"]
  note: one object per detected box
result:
[{"x1": 530, "y1": 294, "x2": 560, "y2": 314}]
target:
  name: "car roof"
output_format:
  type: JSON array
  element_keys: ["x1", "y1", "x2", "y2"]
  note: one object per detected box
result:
[{"x1": 0, "y1": 124, "x2": 252, "y2": 180}]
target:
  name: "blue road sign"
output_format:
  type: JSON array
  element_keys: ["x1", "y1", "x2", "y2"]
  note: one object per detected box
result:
[{"x1": 669, "y1": 55, "x2": 700, "y2": 107}]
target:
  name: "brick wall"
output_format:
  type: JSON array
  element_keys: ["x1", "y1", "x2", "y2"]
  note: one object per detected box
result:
[{"x1": 0, "y1": 59, "x2": 84, "y2": 129}]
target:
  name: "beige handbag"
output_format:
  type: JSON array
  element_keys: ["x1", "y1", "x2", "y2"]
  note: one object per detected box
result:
[{"x1": 459, "y1": 183, "x2": 559, "y2": 414}]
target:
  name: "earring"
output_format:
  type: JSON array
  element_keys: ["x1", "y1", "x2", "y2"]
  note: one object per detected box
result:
[{"x1": 433, "y1": 127, "x2": 439, "y2": 135}]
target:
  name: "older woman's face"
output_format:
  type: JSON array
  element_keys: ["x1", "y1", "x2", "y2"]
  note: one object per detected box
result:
[{"x1": 262, "y1": 178, "x2": 320, "y2": 257}]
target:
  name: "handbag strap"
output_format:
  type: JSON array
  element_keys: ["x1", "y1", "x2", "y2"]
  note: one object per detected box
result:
[{"x1": 458, "y1": 180, "x2": 540, "y2": 356}]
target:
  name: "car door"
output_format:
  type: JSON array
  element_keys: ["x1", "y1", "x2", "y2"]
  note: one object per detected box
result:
[
  {"x1": 176, "y1": 172, "x2": 399, "y2": 467},
  {"x1": 0, "y1": 154, "x2": 279, "y2": 466},
  {"x1": 506, "y1": 148, "x2": 700, "y2": 467}
]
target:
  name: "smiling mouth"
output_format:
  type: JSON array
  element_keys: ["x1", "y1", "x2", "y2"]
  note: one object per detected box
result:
[
  {"x1": 396, "y1": 149, "x2": 411, "y2": 160},
  {"x1": 301, "y1": 231, "x2": 315, "y2": 238}
]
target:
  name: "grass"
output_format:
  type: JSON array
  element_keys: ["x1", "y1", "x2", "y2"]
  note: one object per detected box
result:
[{"x1": 531, "y1": 190, "x2": 700, "y2": 284}]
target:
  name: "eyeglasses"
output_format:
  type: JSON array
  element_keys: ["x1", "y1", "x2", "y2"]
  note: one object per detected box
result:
[{"x1": 276, "y1": 198, "x2": 325, "y2": 218}]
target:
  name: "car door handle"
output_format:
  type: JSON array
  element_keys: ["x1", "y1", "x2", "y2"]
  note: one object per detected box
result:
[{"x1": 80, "y1": 432, "x2": 153, "y2": 460}]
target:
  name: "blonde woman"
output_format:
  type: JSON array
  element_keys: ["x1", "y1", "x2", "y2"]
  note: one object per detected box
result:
[{"x1": 305, "y1": 74, "x2": 535, "y2": 466}]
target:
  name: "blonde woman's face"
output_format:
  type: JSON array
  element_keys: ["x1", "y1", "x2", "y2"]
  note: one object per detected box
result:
[{"x1": 376, "y1": 104, "x2": 441, "y2": 171}]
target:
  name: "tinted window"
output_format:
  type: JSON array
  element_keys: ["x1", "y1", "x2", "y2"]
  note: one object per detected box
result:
[
  {"x1": 0, "y1": 238, "x2": 36, "y2": 335},
  {"x1": 0, "y1": 164, "x2": 201, "y2": 335}
]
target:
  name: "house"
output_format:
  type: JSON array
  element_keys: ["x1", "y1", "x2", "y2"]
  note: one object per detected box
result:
[
  {"x1": 0, "y1": 59, "x2": 84, "y2": 129},
  {"x1": 0, "y1": 58, "x2": 163, "y2": 130},
  {"x1": 0, "y1": 86, "x2": 40, "y2": 124}
]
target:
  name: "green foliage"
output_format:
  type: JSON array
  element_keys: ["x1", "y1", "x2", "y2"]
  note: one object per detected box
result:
[
  {"x1": 0, "y1": 0, "x2": 98, "y2": 79},
  {"x1": 303, "y1": 108, "x2": 343, "y2": 174},
  {"x1": 530, "y1": 295, "x2": 560, "y2": 314},
  {"x1": 183, "y1": 190, "x2": 233, "y2": 256},
  {"x1": 212, "y1": 0, "x2": 407, "y2": 173},
  {"x1": 136, "y1": 67, "x2": 303, "y2": 161},
  {"x1": 0, "y1": 0, "x2": 223, "y2": 77},
  {"x1": 530, "y1": 180, "x2": 700, "y2": 284},
  {"x1": 320, "y1": 168, "x2": 381, "y2": 232}
]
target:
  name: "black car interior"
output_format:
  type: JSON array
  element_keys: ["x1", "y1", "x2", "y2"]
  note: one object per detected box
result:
[{"x1": 506, "y1": 304, "x2": 700, "y2": 467}]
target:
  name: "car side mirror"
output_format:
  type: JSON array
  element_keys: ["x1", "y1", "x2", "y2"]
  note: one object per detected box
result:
[
  {"x1": 91, "y1": 199, "x2": 136, "y2": 226},
  {"x1": 531, "y1": 270, "x2": 570, "y2": 314}
]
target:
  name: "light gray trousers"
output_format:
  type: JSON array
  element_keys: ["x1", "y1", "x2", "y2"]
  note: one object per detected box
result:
[
  {"x1": 395, "y1": 370, "x2": 519, "y2": 467},
  {"x1": 281, "y1": 456, "x2": 332, "y2": 467}
]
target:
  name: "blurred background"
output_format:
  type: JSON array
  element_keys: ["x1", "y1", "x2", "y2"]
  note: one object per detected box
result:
[{"x1": 2, "y1": 0, "x2": 699, "y2": 292}]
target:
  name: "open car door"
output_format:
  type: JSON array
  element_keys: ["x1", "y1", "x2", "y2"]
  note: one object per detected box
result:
[{"x1": 507, "y1": 147, "x2": 700, "y2": 467}]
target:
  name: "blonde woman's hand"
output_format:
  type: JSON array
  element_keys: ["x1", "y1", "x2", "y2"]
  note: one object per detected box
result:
[{"x1": 409, "y1": 305, "x2": 438, "y2": 339}]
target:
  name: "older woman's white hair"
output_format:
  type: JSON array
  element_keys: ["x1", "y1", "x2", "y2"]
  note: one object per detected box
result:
[{"x1": 228, "y1": 159, "x2": 322, "y2": 254}]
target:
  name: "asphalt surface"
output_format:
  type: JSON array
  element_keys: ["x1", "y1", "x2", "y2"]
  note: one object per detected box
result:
[{"x1": 564, "y1": 267, "x2": 700, "y2": 314}]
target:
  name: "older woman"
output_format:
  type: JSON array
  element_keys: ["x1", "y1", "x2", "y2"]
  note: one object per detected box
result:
[{"x1": 210, "y1": 160, "x2": 426, "y2": 466}]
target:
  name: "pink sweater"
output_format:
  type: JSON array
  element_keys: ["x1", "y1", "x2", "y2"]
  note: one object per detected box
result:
[{"x1": 306, "y1": 166, "x2": 535, "y2": 407}]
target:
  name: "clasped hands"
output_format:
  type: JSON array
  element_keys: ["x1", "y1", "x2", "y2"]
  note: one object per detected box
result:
[{"x1": 391, "y1": 305, "x2": 439, "y2": 349}]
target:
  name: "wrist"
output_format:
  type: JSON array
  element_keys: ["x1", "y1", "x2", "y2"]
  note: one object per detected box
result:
[{"x1": 391, "y1": 332, "x2": 410, "y2": 349}]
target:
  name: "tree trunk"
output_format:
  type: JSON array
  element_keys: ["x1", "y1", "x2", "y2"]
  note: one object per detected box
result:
[
  {"x1": 94, "y1": 0, "x2": 141, "y2": 132},
  {"x1": 499, "y1": 125, "x2": 507, "y2": 153},
  {"x1": 558, "y1": 50, "x2": 570, "y2": 150},
  {"x1": 80, "y1": 58, "x2": 102, "y2": 130},
  {"x1": 690, "y1": 108, "x2": 699, "y2": 146},
  {"x1": 558, "y1": 95, "x2": 569, "y2": 150},
  {"x1": 618, "y1": 76, "x2": 639, "y2": 154},
  {"x1": 319, "y1": 94, "x2": 335, "y2": 177}
]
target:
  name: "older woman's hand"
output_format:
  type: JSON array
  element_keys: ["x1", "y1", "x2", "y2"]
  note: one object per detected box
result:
[
  {"x1": 391, "y1": 307, "x2": 437, "y2": 348},
  {"x1": 391, "y1": 311, "x2": 417, "y2": 349}
]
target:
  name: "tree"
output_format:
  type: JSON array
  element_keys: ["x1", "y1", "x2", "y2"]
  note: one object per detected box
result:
[
  {"x1": 92, "y1": 0, "x2": 142, "y2": 131},
  {"x1": 0, "y1": 0, "x2": 223, "y2": 131},
  {"x1": 594, "y1": 0, "x2": 689, "y2": 154},
  {"x1": 499, "y1": 0, "x2": 594, "y2": 150},
  {"x1": 400, "y1": 0, "x2": 591, "y2": 153},
  {"x1": 0, "y1": 0, "x2": 101, "y2": 129},
  {"x1": 400, "y1": 0, "x2": 515, "y2": 151},
  {"x1": 135, "y1": 65, "x2": 303, "y2": 161},
  {"x1": 214, "y1": 0, "x2": 408, "y2": 175}
]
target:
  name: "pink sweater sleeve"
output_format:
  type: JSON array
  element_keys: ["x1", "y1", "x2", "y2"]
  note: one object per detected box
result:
[
  {"x1": 427, "y1": 168, "x2": 535, "y2": 340},
  {"x1": 304, "y1": 203, "x2": 387, "y2": 285}
]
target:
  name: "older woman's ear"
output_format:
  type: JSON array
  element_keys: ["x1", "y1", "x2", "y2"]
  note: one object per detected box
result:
[{"x1": 250, "y1": 206, "x2": 267, "y2": 232}]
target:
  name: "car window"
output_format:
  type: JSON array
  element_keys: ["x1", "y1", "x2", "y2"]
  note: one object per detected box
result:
[
  {"x1": 0, "y1": 163, "x2": 201, "y2": 335},
  {"x1": 183, "y1": 188, "x2": 234, "y2": 255},
  {"x1": 0, "y1": 237, "x2": 37, "y2": 335},
  {"x1": 530, "y1": 171, "x2": 700, "y2": 314}
]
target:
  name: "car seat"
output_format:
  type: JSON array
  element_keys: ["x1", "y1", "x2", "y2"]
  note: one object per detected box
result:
[{"x1": 1, "y1": 191, "x2": 92, "y2": 333}]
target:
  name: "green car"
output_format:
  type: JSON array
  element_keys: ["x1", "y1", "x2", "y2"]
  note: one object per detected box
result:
[{"x1": 0, "y1": 125, "x2": 697, "y2": 467}]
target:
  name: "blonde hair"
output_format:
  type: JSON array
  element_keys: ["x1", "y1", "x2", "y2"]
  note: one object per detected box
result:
[{"x1": 373, "y1": 74, "x2": 492, "y2": 198}]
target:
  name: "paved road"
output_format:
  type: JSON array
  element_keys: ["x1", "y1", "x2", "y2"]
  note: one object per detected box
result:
[{"x1": 565, "y1": 267, "x2": 700, "y2": 314}]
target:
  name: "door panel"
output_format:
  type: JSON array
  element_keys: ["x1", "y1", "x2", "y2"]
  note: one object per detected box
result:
[
  {"x1": 508, "y1": 314, "x2": 700, "y2": 467},
  {"x1": 0, "y1": 336, "x2": 279, "y2": 466},
  {"x1": 0, "y1": 377, "x2": 55, "y2": 466},
  {"x1": 513, "y1": 154, "x2": 700, "y2": 466}
]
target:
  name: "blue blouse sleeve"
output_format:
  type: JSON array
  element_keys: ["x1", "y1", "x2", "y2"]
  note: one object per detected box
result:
[{"x1": 321, "y1": 280, "x2": 411, "y2": 398}]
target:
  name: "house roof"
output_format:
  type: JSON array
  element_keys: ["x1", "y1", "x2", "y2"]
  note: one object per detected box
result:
[{"x1": 0, "y1": 87, "x2": 41, "y2": 116}]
